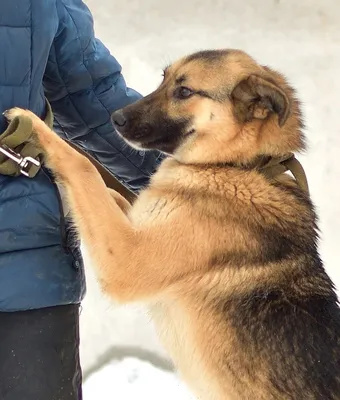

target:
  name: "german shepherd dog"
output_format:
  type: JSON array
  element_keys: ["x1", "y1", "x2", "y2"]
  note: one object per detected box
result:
[{"x1": 6, "y1": 49, "x2": 340, "y2": 400}]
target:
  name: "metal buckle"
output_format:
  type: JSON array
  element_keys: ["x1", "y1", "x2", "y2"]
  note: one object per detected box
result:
[{"x1": 0, "y1": 144, "x2": 40, "y2": 177}]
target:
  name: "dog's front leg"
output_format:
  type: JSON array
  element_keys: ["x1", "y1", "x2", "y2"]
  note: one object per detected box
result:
[
  {"x1": 5, "y1": 108, "x2": 153, "y2": 301},
  {"x1": 5, "y1": 108, "x2": 208, "y2": 303},
  {"x1": 107, "y1": 188, "x2": 132, "y2": 215}
]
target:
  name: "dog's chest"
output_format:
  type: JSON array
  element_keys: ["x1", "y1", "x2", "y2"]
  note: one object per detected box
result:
[
  {"x1": 148, "y1": 300, "x2": 223, "y2": 399},
  {"x1": 130, "y1": 194, "x2": 178, "y2": 226},
  {"x1": 149, "y1": 300, "x2": 189, "y2": 361}
]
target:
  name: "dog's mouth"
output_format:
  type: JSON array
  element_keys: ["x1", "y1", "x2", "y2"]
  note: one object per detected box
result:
[
  {"x1": 135, "y1": 127, "x2": 196, "y2": 153},
  {"x1": 112, "y1": 108, "x2": 195, "y2": 154},
  {"x1": 184, "y1": 128, "x2": 195, "y2": 137},
  {"x1": 143, "y1": 128, "x2": 195, "y2": 145},
  {"x1": 142, "y1": 136, "x2": 171, "y2": 148},
  {"x1": 134, "y1": 133, "x2": 179, "y2": 153}
]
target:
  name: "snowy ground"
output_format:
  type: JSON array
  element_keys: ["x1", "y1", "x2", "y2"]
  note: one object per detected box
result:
[
  {"x1": 80, "y1": 0, "x2": 340, "y2": 396},
  {"x1": 83, "y1": 358, "x2": 194, "y2": 400}
]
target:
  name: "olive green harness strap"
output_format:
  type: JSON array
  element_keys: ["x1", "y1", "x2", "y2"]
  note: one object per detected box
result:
[
  {"x1": 0, "y1": 102, "x2": 53, "y2": 178},
  {"x1": 256, "y1": 153, "x2": 310, "y2": 195},
  {"x1": 0, "y1": 102, "x2": 309, "y2": 197}
]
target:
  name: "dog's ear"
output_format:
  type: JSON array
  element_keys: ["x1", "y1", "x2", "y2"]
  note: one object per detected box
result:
[{"x1": 231, "y1": 75, "x2": 290, "y2": 127}]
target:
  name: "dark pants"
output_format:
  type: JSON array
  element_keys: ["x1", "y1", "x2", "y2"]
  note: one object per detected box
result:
[{"x1": 0, "y1": 304, "x2": 82, "y2": 400}]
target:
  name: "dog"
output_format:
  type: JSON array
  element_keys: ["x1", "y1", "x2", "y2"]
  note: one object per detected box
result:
[{"x1": 6, "y1": 49, "x2": 340, "y2": 400}]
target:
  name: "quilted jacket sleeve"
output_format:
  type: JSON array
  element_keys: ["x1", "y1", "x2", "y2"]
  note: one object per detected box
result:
[{"x1": 43, "y1": 0, "x2": 163, "y2": 192}]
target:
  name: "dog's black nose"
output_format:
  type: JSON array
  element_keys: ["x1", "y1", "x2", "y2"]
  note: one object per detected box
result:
[{"x1": 111, "y1": 110, "x2": 127, "y2": 130}]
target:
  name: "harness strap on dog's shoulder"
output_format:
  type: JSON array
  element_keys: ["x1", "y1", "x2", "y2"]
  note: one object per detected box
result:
[{"x1": 257, "y1": 153, "x2": 310, "y2": 195}]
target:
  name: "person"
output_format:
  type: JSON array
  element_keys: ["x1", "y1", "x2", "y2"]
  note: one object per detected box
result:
[{"x1": 0, "y1": 1, "x2": 162, "y2": 399}]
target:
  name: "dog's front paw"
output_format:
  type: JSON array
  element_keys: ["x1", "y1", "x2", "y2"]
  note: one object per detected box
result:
[
  {"x1": 4, "y1": 107, "x2": 58, "y2": 151},
  {"x1": 3, "y1": 107, "x2": 49, "y2": 149},
  {"x1": 3, "y1": 107, "x2": 29, "y2": 122}
]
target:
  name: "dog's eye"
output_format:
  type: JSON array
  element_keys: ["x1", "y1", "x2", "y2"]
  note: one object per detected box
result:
[{"x1": 174, "y1": 87, "x2": 194, "y2": 100}]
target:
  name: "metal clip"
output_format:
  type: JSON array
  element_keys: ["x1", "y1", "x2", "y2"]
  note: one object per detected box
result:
[{"x1": 0, "y1": 144, "x2": 40, "y2": 177}]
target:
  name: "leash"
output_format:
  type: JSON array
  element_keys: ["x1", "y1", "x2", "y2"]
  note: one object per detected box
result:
[{"x1": 0, "y1": 102, "x2": 309, "y2": 197}]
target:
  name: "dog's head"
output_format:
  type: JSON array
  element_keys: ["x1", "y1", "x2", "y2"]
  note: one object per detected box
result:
[{"x1": 111, "y1": 49, "x2": 305, "y2": 165}]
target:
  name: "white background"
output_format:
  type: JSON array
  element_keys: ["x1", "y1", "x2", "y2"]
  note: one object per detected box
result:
[{"x1": 79, "y1": 0, "x2": 340, "y2": 392}]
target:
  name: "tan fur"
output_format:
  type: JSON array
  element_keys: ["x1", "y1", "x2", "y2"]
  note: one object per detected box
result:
[{"x1": 6, "y1": 49, "x2": 338, "y2": 400}]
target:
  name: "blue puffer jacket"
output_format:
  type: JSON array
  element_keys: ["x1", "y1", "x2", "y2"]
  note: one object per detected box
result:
[{"x1": 0, "y1": 0, "x2": 161, "y2": 311}]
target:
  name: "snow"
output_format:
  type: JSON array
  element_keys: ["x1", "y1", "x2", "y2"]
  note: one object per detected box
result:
[
  {"x1": 83, "y1": 358, "x2": 194, "y2": 400},
  {"x1": 79, "y1": 0, "x2": 340, "y2": 392}
]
